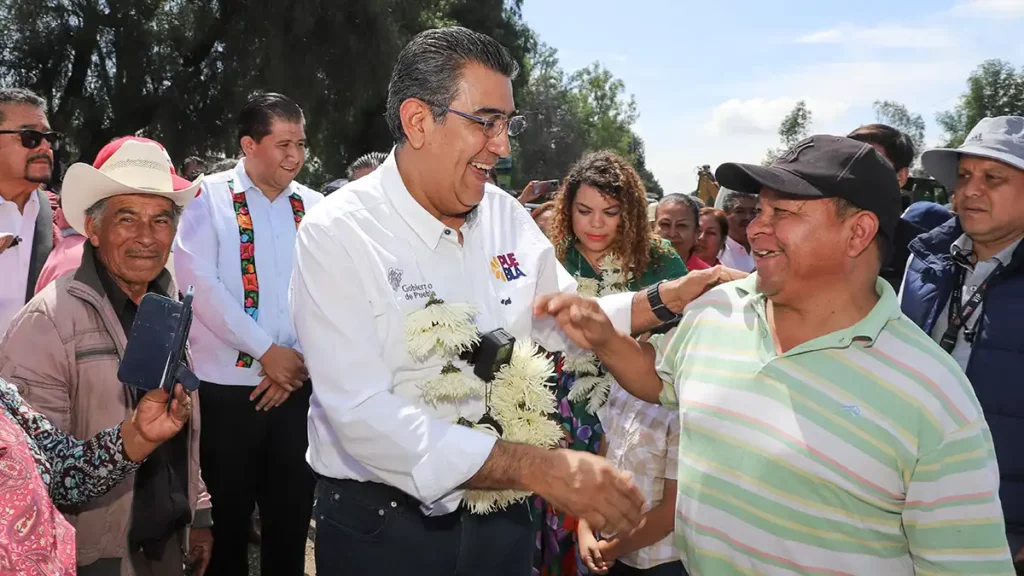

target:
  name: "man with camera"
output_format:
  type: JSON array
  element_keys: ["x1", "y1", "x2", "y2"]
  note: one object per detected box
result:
[{"x1": 291, "y1": 27, "x2": 730, "y2": 576}]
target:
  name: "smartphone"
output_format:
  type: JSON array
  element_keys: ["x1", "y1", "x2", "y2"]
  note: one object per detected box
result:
[
  {"x1": 117, "y1": 290, "x2": 197, "y2": 394},
  {"x1": 537, "y1": 179, "x2": 560, "y2": 195}
]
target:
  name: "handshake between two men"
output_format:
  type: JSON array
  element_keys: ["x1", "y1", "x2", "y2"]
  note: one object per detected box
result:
[{"x1": 500, "y1": 266, "x2": 746, "y2": 537}]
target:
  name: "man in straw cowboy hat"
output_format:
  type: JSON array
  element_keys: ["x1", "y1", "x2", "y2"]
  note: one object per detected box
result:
[{"x1": 0, "y1": 136, "x2": 215, "y2": 576}]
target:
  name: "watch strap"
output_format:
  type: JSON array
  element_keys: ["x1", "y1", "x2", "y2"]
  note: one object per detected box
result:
[{"x1": 646, "y1": 281, "x2": 677, "y2": 322}]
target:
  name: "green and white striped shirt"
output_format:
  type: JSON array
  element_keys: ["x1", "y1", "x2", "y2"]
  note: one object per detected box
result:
[{"x1": 656, "y1": 273, "x2": 1013, "y2": 575}]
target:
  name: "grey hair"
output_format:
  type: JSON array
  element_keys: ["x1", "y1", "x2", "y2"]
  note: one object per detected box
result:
[
  {"x1": 720, "y1": 189, "x2": 758, "y2": 214},
  {"x1": 0, "y1": 88, "x2": 46, "y2": 123},
  {"x1": 385, "y1": 26, "x2": 520, "y2": 143},
  {"x1": 658, "y1": 193, "x2": 701, "y2": 224},
  {"x1": 346, "y1": 151, "x2": 388, "y2": 179},
  {"x1": 85, "y1": 197, "x2": 184, "y2": 229}
]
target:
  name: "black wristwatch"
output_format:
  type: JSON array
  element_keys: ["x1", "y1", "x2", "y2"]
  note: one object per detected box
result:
[{"x1": 646, "y1": 281, "x2": 678, "y2": 322}]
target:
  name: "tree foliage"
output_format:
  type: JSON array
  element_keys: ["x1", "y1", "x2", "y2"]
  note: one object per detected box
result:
[
  {"x1": 0, "y1": 0, "x2": 538, "y2": 187},
  {"x1": 511, "y1": 47, "x2": 659, "y2": 198},
  {"x1": 873, "y1": 99, "x2": 927, "y2": 175},
  {"x1": 937, "y1": 59, "x2": 1024, "y2": 147},
  {"x1": 763, "y1": 100, "x2": 812, "y2": 165}
]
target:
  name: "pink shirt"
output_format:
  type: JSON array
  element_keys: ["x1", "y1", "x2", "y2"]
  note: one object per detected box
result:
[{"x1": 34, "y1": 207, "x2": 86, "y2": 295}]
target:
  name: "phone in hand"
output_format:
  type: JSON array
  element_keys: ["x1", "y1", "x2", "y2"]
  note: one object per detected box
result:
[{"x1": 117, "y1": 288, "x2": 199, "y2": 396}]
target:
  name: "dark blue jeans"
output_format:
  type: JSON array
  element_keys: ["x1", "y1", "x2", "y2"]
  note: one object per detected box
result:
[
  {"x1": 315, "y1": 477, "x2": 534, "y2": 575},
  {"x1": 608, "y1": 560, "x2": 687, "y2": 576}
]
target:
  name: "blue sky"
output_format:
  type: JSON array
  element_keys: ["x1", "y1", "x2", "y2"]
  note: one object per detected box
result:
[{"x1": 520, "y1": 0, "x2": 1024, "y2": 193}]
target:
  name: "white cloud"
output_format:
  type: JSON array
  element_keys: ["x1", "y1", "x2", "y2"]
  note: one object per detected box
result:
[
  {"x1": 644, "y1": 57, "x2": 975, "y2": 194},
  {"x1": 796, "y1": 25, "x2": 957, "y2": 49},
  {"x1": 704, "y1": 98, "x2": 801, "y2": 136},
  {"x1": 952, "y1": 0, "x2": 1024, "y2": 18}
]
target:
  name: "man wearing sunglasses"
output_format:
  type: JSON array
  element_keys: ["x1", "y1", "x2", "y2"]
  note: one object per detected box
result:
[{"x1": 0, "y1": 88, "x2": 62, "y2": 336}]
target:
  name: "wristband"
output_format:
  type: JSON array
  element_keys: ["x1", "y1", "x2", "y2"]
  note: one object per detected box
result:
[{"x1": 646, "y1": 281, "x2": 678, "y2": 322}]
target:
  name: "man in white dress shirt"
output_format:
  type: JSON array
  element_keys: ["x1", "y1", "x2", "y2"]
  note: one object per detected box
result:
[
  {"x1": 291, "y1": 27, "x2": 729, "y2": 576},
  {"x1": 174, "y1": 92, "x2": 322, "y2": 576},
  {"x1": 716, "y1": 187, "x2": 757, "y2": 272},
  {"x1": 0, "y1": 88, "x2": 60, "y2": 336}
]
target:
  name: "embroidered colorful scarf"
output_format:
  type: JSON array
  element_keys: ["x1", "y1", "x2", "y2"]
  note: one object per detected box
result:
[{"x1": 229, "y1": 179, "x2": 306, "y2": 368}]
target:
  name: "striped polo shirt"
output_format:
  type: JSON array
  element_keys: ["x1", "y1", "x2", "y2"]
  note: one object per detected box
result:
[{"x1": 656, "y1": 273, "x2": 1013, "y2": 575}]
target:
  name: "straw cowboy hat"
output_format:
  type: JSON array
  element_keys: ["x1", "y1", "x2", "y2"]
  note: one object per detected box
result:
[{"x1": 63, "y1": 136, "x2": 203, "y2": 235}]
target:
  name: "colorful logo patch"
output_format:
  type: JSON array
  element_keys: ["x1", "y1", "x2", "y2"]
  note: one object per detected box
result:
[{"x1": 490, "y1": 253, "x2": 527, "y2": 282}]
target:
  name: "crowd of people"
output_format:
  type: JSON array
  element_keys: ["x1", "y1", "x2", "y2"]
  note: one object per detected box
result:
[{"x1": 0, "y1": 23, "x2": 1022, "y2": 576}]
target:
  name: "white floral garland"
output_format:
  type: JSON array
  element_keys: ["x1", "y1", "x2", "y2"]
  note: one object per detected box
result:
[
  {"x1": 405, "y1": 294, "x2": 563, "y2": 514},
  {"x1": 565, "y1": 254, "x2": 632, "y2": 414}
]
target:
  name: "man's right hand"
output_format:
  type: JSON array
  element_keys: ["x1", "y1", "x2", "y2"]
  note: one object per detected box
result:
[
  {"x1": 538, "y1": 449, "x2": 646, "y2": 536},
  {"x1": 258, "y1": 344, "x2": 308, "y2": 390}
]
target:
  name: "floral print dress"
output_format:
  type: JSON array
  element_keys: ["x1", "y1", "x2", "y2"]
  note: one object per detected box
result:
[
  {"x1": 532, "y1": 239, "x2": 687, "y2": 576},
  {"x1": 0, "y1": 378, "x2": 142, "y2": 575}
]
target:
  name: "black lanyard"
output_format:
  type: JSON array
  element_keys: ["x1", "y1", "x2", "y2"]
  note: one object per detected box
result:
[{"x1": 939, "y1": 262, "x2": 1003, "y2": 353}]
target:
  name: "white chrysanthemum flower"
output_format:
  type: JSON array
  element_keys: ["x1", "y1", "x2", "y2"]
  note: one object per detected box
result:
[
  {"x1": 576, "y1": 277, "x2": 601, "y2": 298},
  {"x1": 420, "y1": 364, "x2": 484, "y2": 405},
  {"x1": 492, "y1": 340, "x2": 553, "y2": 388},
  {"x1": 567, "y1": 375, "x2": 603, "y2": 403},
  {"x1": 585, "y1": 375, "x2": 614, "y2": 415},
  {"x1": 562, "y1": 352, "x2": 600, "y2": 376},
  {"x1": 464, "y1": 488, "x2": 530, "y2": 515},
  {"x1": 503, "y1": 412, "x2": 563, "y2": 448},
  {"x1": 405, "y1": 301, "x2": 479, "y2": 360}
]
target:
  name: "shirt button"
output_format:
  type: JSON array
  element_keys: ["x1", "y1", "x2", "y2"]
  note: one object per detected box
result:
[
  {"x1": 968, "y1": 286, "x2": 977, "y2": 292},
  {"x1": 444, "y1": 229, "x2": 452, "y2": 236}
]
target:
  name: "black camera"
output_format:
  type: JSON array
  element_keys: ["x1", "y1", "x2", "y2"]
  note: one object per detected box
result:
[{"x1": 460, "y1": 328, "x2": 516, "y2": 382}]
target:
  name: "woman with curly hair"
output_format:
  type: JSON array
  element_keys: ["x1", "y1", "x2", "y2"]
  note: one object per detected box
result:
[{"x1": 533, "y1": 151, "x2": 687, "y2": 576}]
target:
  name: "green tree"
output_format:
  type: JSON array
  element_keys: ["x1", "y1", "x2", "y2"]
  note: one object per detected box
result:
[
  {"x1": 764, "y1": 100, "x2": 812, "y2": 165},
  {"x1": 511, "y1": 49, "x2": 656, "y2": 194},
  {"x1": 873, "y1": 100, "x2": 927, "y2": 175},
  {"x1": 937, "y1": 59, "x2": 1024, "y2": 147},
  {"x1": 0, "y1": 0, "x2": 535, "y2": 187}
]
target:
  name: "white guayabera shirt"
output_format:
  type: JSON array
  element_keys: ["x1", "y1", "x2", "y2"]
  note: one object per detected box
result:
[{"x1": 290, "y1": 151, "x2": 634, "y2": 515}]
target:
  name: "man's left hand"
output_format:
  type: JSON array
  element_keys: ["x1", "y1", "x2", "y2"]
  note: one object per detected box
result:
[
  {"x1": 187, "y1": 527, "x2": 213, "y2": 576},
  {"x1": 0, "y1": 233, "x2": 16, "y2": 255}
]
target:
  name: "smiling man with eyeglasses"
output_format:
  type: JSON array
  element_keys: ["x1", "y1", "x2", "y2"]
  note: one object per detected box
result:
[
  {"x1": 290, "y1": 26, "x2": 673, "y2": 576},
  {"x1": 0, "y1": 88, "x2": 63, "y2": 335}
]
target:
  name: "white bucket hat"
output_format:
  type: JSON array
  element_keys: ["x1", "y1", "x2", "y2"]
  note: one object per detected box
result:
[{"x1": 62, "y1": 136, "x2": 203, "y2": 235}]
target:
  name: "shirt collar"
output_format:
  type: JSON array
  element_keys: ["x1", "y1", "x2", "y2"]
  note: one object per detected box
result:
[
  {"x1": 725, "y1": 235, "x2": 750, "y2": 256},
  {"x1": 0, "y1": 187, "x2": 40, "y2": 211},
  {"x1": 735, "y1": 272, "x2": 900, "y2": 352},
  {"x1": 233, "y1": 158, "x2": 296, "y2": 200},
  {"x1": 380, "y1": 149, "x2": 448, "y2": 250},
  {"x1": 951, "y1": 233, "x2": 1021, "y2": 267}
]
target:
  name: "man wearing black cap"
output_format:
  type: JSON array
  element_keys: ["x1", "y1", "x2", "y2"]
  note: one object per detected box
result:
[{"x1": 535, "y1": 135, "x2": 1013, "y2": 574}]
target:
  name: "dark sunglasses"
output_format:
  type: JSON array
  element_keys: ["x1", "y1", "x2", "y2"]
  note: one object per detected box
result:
[{"x1": 0, "y1": 129, "x2": 63, "y2": 149}]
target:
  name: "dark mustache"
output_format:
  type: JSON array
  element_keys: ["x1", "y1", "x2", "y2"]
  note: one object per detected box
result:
[{"x1": 27, "y1": 154, "x2": 52, "y2": 166}]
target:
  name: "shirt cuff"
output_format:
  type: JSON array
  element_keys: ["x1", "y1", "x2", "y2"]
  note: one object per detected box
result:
[
  {"x1": 248, "y1": 331, "x2": 275, "y2": 362},
  {"x1": 598, "y1": 291, "x2": 634, "y2": 334},
  {"x1": 411, "y1": 423, "x2": 498, "y2": 506}
]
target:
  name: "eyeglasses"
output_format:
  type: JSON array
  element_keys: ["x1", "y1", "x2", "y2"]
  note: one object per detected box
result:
[
  {"x1": 429, "y1": 104, "x2": 527, "y2": 138},
  {"x1": 0, "y1": 129, "x2": 64, "y2": 150}
]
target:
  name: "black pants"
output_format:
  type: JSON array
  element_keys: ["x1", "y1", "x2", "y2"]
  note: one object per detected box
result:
[
  {"x1": 199, "y1": 381, "x2": 315, "y2": 576},
  {"x1": 608, "y1": 560, "x2": 687, "y2": 576},
  {"x1": 315, "y1": 477, "x2": 534, "y2": 575}
]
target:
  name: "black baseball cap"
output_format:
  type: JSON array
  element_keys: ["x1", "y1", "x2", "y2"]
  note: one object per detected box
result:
[{"x1": 715, "y1": 135, "x2": 902, "y2": 240}]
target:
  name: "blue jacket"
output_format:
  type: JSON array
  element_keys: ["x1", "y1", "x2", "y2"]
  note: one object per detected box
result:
[{"x1": 901, "y1": 218, "x2": 1024, "y2": 532}]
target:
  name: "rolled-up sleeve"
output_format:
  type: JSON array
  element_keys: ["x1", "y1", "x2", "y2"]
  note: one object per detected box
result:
[{"x1": 290, "y1": 218, "x2": 495, "y2": 506}]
